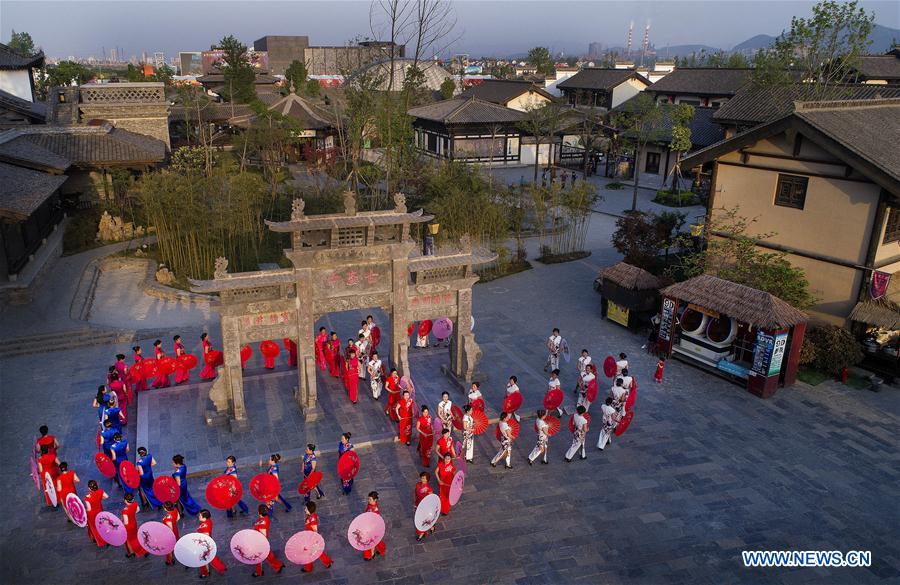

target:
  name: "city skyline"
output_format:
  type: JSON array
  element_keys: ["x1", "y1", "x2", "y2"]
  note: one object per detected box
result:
[{"x1": 2, "y1": 0, "x2": 898, "y2": 61}]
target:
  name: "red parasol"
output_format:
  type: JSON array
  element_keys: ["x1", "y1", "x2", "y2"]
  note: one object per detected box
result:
[
  {"x1": 543, "y1": 388, "x2": 564, "y2": 410},
  {"x1": 205, "y1": 474, "x2": 243, "y2": 510},
  {"x1": 407, "y1": 324, "x2": 414, "y2": 337},
  {"x1": 586, "y1": 378, "x2": 599, "y2": 403},
  {"x1": 283, "y1": 338, "x2": 296, "y2": 351},
  {"x1": 471, "y1": 409, "x2": 489, "y2": 435},
  {"x1": 297, "y1": 471, "x2": 323, "y2": 495},
  {"x1": 495, "y1": 418, "x2": 520, "y2": 441},
  {"x1": 502, "y1": 392, "x2": 523, "y2": 413},
  {"x1": 471, "y1": 397, "x2": 485, "y2": 412},
  {"x1": 204, "y1": 350, "x2": 223, "y2": 366},
  {"x1": 546, "y1": 415, "x2": 561, "y2": 436},
  {"x1": 603, "y1": 355, "x2": 616, "y2": 378},
  {"x1": 119, "y1": 460, "x2": 140, "y2": 489},
  {"x1": 337, "y1": 451, "x2": 360, "y2": 481},
  {"x1": 417, "y1": 320, "x2": 432, "y2": 337},
  {"x1": 140, "y1": 358, "x2": 158, "y2": 379},
  {"x1": 615, "y1": 410, "x2": 634, "y2": 436},
  {"x1": 94, "y1": 453, "x2": 116, "y2": 478},
  {"x1": 177, "y1": 354, "x2": 198, "y2": 370},
  {"x1": 625, "y1": 385, "x2": 637, "y2": 411},
  {"x1": 240, "y1": 345, "x2": 252, "y2": 364},
  {"x1": 153, "y1": 475, "x2": 180, "y2": 504},
  {"x1": 249, "y1": 473, "x2": 281, "y2": 501},
  {"x1": 126, "y1": 363, "x2": 142, "y2": 384},
  {"x1": 450, "y1": 405, "x2": 464, "y2": 431},
  {"x1": 370, "y1": 326, "x2": 381, "y2": 348},
  {"x1": 157, "y1": 356, "x2": 176, "y2": 375},
  {"x1": 568, "y1": 412, "x2": 591, "y2": 433},
  {"x1": 260, "y1": 340, "x2": 280, "y2": 358}
]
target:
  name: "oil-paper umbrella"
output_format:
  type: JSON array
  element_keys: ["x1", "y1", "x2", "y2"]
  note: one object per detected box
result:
[
  {"x1": 417, "y1": 320, "x2": 432, "y2": 337},
  {"x1": 177, "y1": 354, "x2": 199, "y2": 370},
  {"x1": 139, "y1": 358, "x2": 158, "y2": 379},
  {"x1": 502, "y1": 392, "x2": 523, "y2": 414},
  {"x1": 175, "y1": 533, "x2": 218, "y2": 568},
  {"x1": 230, "y1": 529, "x2": 270, "y2": 564},
  {"x1": 470, "y1": 397, "x2": 485, "y2": 412},
  {"x1": 337, "y1": 451, "x2": 360, "y2": 481},
  {"x1": 448, "y1": 470, "x2": 465, "y2": 506},
  {"x1": 30, "y1": 457, "x2": 40, "y2": 493},
  {"x1": 206, "y1": 474, "x2": 243, "y2": 510},
  {"x1": 204, "y1": 350, "x2": 223, "y2": 367},
  {"x1": 138, "y1": 521, "x2": 177, "y2": 556},
  {"x1": 407, "y1": 324, "x2": 414, "y2": 337},
  {"x1": 297, "y1": 471, "x2": 323, "y2": 496},
  {"x1": 450, "y1": 404, "x2": 464, "y2": 431},
  {"x1": 545, "y1": 415, "x2": 561, "y2": 436},
  {"x1": 495, "y1": 418, "x2": 520, "y2": 441},
  {"x1": 157, "y1": 356, "x2": 177, "y2": 375},
  {"x1": 625, "y1": 383, "x2": 637, "y2": 411},
  {"x1": 431, "y1": 415, "x2": 443, "y2": 434},
  {"x1": 471, "y1": 409, "x2": 489, "y2": 435},
  {"x1": 240, "y1": 345, "x2": 252, "y2": 367},
  {"x1": 414, "y1": 493, "x2": 441, "y2": 533},
  {"x1": 561, "y1": 338, "x2": 571, "y2": 363},
  {"x1": 370, "y1": 326, "x2": 381, "y2": 349},
  {"x1": 568, "y1": 412, "x2": 591, "y2": 433},
  {"x1": 454, "y1": 440, "x2": 465, "y2": 473},
  {"x1": 615, "y1": 410, "x2": 635, "y2": 436},
  {"x1": 603, "y1": 355, "x2": 616, "y2": 378},
  {"x1": 400, "y1": 375, "x2": 416, "y2": 401},
  {"x1": 119, "y1": 460, "x2": 141, "y2": 489},
  {"x1": 249, "y1": 473, "x2": 281, "y2": 502},
  {"x1": 152, "y1": 475, "x2": 180, "y2": 505},
  {"x1": 94, "y1": 452, "x2": 116, "y2": 478},
  {"x1": 284, "y1": 530, "x2": 325, "y2": 565},
  {"x1": 543, "y1": 388, "x2": 564, "y2": 410},
  {"x1": 346, "y1": 512, "x2": 386, "y2": 552},
  {"x1": 95, "y1": 511, "x2": 127, "y2": 546},
  {"x1": 432, "y1": 317, "x2": 453, "y2": 340},
  {"x1": 65, "y1": 493, "x2": 88, "y2": 528},
  {"x1": 44, "y1": 472, "x2": 58, "y2": 507}
]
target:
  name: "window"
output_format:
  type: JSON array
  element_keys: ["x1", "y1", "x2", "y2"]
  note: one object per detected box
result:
[
  {"x1": 426, "y1": 133, "x2": 438, "y2": 153},
  {"x1": 645, "y1": 151, "x2": 661, "y2": 174},
  {"x1": 774, "y1": 174, "x2": 809, "y2": 209},
  {"x1": 884, "y1": 207, "x2": 900, "y2": 244}
]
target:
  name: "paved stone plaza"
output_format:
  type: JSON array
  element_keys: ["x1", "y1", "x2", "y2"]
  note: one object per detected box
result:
[{"x1": 1, "y1": 213, "x2": 899, "y2": 585}]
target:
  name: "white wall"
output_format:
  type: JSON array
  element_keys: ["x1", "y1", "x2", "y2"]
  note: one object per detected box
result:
[
  {"x1": 506, "y1": 91, "x2": 552, "y2": 112},
  {"x1": 611, "y1": 78, "x2": 647, "y2": 108},
  {"x1": 0, "y1": 70, "x2": 33, "y2": 102}
]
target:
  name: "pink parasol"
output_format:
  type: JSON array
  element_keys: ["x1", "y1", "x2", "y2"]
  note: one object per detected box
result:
[
  {"x1": 44, "y1": 472, "x2": 58, "y2": 507},
  {"x1": 175, "y1": 533, "x2": 218, "y2": 568},
  {"x1": 414, "y1": 493, "x2": 441, "y2": 532},
  {"x1": 433, "y1": 317, "x2": 453, "y2": 340},
  {"x1": 94, "y1": 511, "x2": 127, "y2": 546},
  {"x1": 206, "y1": 475, "x2": 242, "y2": 510},
  {"x1": 230, "y1": 529, "x2": 270, "y2": 565},
  {"x1": 284, "y1": 530, "x2": 325, "y2": 565},
  {"x1": 400, "y1": 375, "x2": 416, "y2": 401},
  {"x1": 138, "y1": 521, "x2": 177, "y2": 556},
  {"x1": 449, "y1": 470, "x2": 465, "y2": 506},
  {"x1": 153, "y1": 475, "x2": 180, "y2": 504},
  {"x1": 249, "y1": 473, "x2": 280, "y2": 502},
  {"x1": 346, "y1": 512, "x2": 386, "y2": 551},
  {"x1": 431, "y1": 415, "x2": 443, "y2": 434},
  {"x1": 65, "y1": 493, "x2": 87, "y2": 527}
]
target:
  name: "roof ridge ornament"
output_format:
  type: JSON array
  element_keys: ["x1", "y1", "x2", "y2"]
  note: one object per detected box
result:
[
  {"x1": 291, "y1": 197, "x2": 305, "y2": 221},
  {"x1": 343, "y1": 190, "x2": 357, "y2": 216},
  {"x1": 214, "y1": 257, "x2": 229, "y2": 279},
  {"x1": 393, "y1": 192, "x2": 407, "y2": 214}
]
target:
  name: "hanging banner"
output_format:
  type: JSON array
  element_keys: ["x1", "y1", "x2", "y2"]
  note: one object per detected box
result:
[
  {"x1": 768, "y1": 332, "x2": 788, "y2": 376},
  {"x1": 658, "y1": 298, "x2": 676, "y2": 343},
  {"x1": 751, "y1": 330, "x2": 775, "y2": 377},
  {"x1": 871, "y1": 271, "x2": 891, "y2": 300}
]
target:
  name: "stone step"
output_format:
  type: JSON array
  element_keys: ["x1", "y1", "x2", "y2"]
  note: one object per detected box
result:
[{"x1": 0, "y1": 327, "x2": 173, "y2": 359}]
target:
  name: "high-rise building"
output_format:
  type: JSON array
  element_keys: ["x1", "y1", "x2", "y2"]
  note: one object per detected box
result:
[
  {"x1": 153, "y1": 52, "x2": 165, "y2": 69},
  {"x1": 253, "y1": 35, "x2": 405, "y2": 76},
  {"x1": 588, "y1": 42, "x2": 603, "y2": 58}
]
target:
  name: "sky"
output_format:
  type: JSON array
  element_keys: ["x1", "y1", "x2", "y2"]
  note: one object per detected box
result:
[{"x1": 1, "y1": 0, "x2": 898, "y2": 60}]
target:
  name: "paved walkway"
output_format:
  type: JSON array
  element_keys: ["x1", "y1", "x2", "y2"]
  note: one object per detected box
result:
[{"x1": 1, "y1": 211, "x2": 899, "y2": 584}]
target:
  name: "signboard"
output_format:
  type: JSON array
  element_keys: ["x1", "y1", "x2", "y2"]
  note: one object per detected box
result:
[
  {"x1": 202, "y1": 50, "x2": 268, "y2": 74},
  {"x1": 658, "y1": 298, "x2": 676, "y2": 342},
  {"x1": 751, "y1": 330, "x2": 775, "y2": 377},
  {"x1": 768, "y1": 332, "x2": 788, "y2": 376},
  {"x1": 320, "y1": 264, "x2": 391, "y2": 295},
  {"x1": 607, "y1": 300, "x2": 629, "y2": 327}
]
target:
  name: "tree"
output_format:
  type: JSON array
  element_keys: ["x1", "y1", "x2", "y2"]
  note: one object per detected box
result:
[
  {"x1": 439, "y1": 76, "x2": 456, "y2": 99},
  {"x1": 611, "y1": 210, "x2": 685, "y2": 270},
  {"x1": 752, "y1": 0, "x2": 874, "y2": 98},
  {"x1": 125, "y1": 64, "x2": 145, "y2": 82},
  {"x1": 8, "y1": 30, "x2": 36, "y2": 55},
  {"x1": 801, "y1": 324, "x2": 863, "y2": 375},
  {"x1": 152, "y1": 64, "x2": 174, "y2": 85},
  {"x1": 214, "y1": 35, "x2": 256, "y2": 103},
  {"x1": 518, "y1": 101, "x2": 563, "y2": 183},
  {"x1": 610, "y1": 93, "x2": 663, "y2": 212},
  {"x1": 527, "y1": 46, "x2": 555, "y2": 76},
  {"x1": 489, "y1": 62, "x2": 515, "y2": 79},
  {"x1": 676, "y1": 206, "x2": 816, "y2": 309},
  {"x1": 284, "y1": 59, "x2": 309, "y2": 92},
  {"x1": 666, "y1": 103, "x2": 695, "y2": 190},
  {"x1": 41, "y1": 60, "x2": 91, "y2": 91}
]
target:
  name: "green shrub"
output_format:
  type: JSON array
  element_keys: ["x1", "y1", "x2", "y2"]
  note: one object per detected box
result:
[
  {"x1": 801, "y1": 324, "x2": 864, "y2": 376},
  {"x1": 605, "y1": 181, "x2": 625, "y2": 190},
  {"x1": 654, "y1": 189, "x2": 695, "y2": 207}
]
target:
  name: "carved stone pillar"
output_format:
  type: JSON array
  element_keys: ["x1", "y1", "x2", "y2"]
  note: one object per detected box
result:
[
  {"x1": 391, "y1": 252, "x2": 411, "y2": 376},
  {"x1": 218, "y1": 314, "x2": 247, "y2": 428},
  {"x1": 449, "y1": 288, "x2": 472, "y2": 378},
  {"x1": 294, "y1": 267, "x2": 319, "y2": 419}
]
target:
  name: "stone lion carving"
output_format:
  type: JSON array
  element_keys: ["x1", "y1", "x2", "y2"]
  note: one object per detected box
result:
[
  {"x1": 291, "y1": 198, "x2": 305, "y2": 221},
  {"x1": 393, "y1": 192, "x2": 407, "y2": 214},
  {"x1": 343, "y1": 190, "x2": 357, "y2": 216},
  {"x1": 214, "y1": 257, "x2": 229, "y2": 279}
]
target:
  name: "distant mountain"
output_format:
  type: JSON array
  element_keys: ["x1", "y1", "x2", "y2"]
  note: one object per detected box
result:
[
  {"x1": 732, "y1": 34, "x2": 776, "y2": 53},
  {"x1": 654, "y1": 44, "x2": 721, "y2": 58}
]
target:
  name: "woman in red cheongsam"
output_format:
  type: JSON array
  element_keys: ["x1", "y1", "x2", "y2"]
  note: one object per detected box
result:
[
  {"x1": 84, "y1": 480, "x2": 109, "y2": 546},
  {"x1": 436, "y1": 452, "x2": 456, "y2": 516},
  {"x1": 199, "y1": 333, "x2": 217, "y2": 380}
]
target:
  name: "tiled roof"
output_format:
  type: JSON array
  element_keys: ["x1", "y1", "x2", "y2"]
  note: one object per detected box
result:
[
  {"x1": 0, "y1": 135, "x2": 70, "y2": 171},
  {"x1": 169, "y1": 103, "x2": 255, "y2": 123},
  {"x1": 852, "y1": 54, "x2": 900, "y2": 81},
  {"x1": 408, "y1": 97, "x2": 525, "y2": 125},
  {"x1": 0, "y1": 162, "x2": 67, "y2": 220},
  {"x1": 614, "y1": 102, "x2": 724, "y2": 147},
  {"x1": 556, "y1": 68, "x2": 648, "y2": 92},
  {"x1": 459, "y1": 79, "x2": 554, "y2": 105},
  {"x1": 713, "y1": 83, "x2": 900, "y2": 126},
  {"x1": 0, "y1": 89, "x2": 46, "y2": 123},
  {"x1": 268, "y1": 93, "x2": 333, "y2": 129},
  {"x1": 647, "y1": 68, "x2": 752, "y2": 97},
  {"x1": 0, "y1": 124, "x2": 166, "y2": 168},
  {"x1": 0, "y1": 43, "x2": 44, "y2": 70}
]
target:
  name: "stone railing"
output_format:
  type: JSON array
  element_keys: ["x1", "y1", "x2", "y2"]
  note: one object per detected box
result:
[{"x1": 80, "y1": 83, "x2": 166, "y2": 104}]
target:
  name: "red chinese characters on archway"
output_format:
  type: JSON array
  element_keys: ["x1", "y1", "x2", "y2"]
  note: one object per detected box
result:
[
  {"x1": 410, "y1": 293, "x2": 455, "y2": 309},
  {"x1": 241, "y1": 312, "x2": 291, "y2": 328},
  {"x1": 323, "y1": 269, "x2": 383, "y2": 290}
]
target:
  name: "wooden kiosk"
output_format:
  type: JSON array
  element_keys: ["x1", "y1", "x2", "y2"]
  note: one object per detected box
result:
[
  {"x1": 597, "y1": 262, "x2": 661, "y2": 329},
  {"x1": 656, "y1": 275, "x2": 808, "y2": 398}
]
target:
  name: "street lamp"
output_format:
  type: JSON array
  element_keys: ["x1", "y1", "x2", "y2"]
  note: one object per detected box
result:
[{"x1": 424, "y1": 222, "x2": 439, "y2": 256}]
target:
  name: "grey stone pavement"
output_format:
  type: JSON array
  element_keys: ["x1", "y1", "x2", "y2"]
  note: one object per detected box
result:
[{"x1": 2, "y1": 212, "x2": 900, "y2": 585}]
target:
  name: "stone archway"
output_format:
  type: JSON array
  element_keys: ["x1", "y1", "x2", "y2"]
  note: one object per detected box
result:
[{"x1": 190, "y1": 193, "x2": 495, "y2": 428}]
